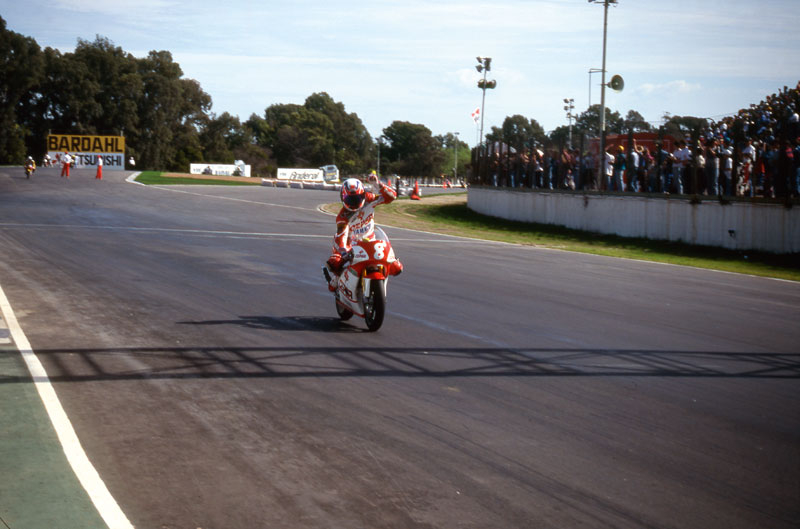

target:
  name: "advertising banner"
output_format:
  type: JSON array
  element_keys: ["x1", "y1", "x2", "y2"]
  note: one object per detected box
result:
[
  {"x1": 47, "y1": 134, "x2": 126, "y2": 170},
  {"x1": 277, "y1": 168, "x2": 324, "y2": 182},
  {"x1": 190, "y1": 163, "x2": 252, "y2": 177}
]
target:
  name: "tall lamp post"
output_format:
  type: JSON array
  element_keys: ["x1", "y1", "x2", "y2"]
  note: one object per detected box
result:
[
  {"x1": 563, "y1": 98, "x2": 575, "y2": 149},
  {"x1": 376, "y1": 135, "x2": 386, "y2": 177},
  {"x1": 453, "y1": 131, "x2": 460, "y2": 181},
  {"x1": 588, "y1": 67, "x2": 603, "y2": 107},
  {"x1": 589, "y1": 0, "x2": 618, "y2": 188},
  {"x1": 475, "y1": 57, "x2": 496, "y2": 149}
]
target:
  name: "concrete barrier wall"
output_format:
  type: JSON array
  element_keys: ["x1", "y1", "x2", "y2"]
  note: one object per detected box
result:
[{"x1": 467, "y1": 188, "x2": 800, "y2": 254}]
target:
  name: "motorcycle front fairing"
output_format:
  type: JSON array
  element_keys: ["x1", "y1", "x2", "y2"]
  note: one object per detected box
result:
[{"x1": 335, "y1": 227, "x2": 395, "y2": 316}]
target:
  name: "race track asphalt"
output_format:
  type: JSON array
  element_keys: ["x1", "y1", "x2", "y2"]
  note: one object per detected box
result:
[{"x1": 1, "y1": 166, "x2": 798, "y2": 529}]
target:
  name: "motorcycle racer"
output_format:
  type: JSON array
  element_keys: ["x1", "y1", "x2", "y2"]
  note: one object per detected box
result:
[
  {"x1": 24, "y1": 156, "x2": 36, "y2": 178},
  {"x1": 325, "y1": 171, "x2": 402, "y2": 290}
]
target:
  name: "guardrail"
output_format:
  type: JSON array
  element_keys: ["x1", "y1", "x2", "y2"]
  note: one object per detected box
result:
[{"x1": 467, "y1": 187, "x2": 800, "y2": 254}]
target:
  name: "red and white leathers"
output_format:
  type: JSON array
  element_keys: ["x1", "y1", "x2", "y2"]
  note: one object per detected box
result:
[{"x1": 327, "y1": 180, "x2": 399, "y2": 278}]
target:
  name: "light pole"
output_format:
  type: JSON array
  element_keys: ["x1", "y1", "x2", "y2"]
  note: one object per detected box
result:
[
  {"x1": 453, "y1": 132, "x2": 459, "y2": 181},
  {"x1": 589, "y1": 0, "x2": 618, "y2": 188},
  {"x1": 588, "y1": 67, "x2": 603, "y2": 107},
  {"x1": 475, "y1": 57, "x2": 496, "y2": 149},
  {"x1": 563, "y1": 98, "x2": 575, "y2": 149},
  {"x1": 376, "y1": 135, "x2": 386, "y2": 177}
]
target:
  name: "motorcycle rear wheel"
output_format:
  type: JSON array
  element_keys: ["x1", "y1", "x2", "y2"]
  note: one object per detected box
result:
[{"x1": 363, "y1": 280, "x2": 385, "y2": 332}]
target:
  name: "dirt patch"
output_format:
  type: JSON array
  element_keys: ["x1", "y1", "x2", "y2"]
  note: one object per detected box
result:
[{"x1": 163, "y1": 172, "x2": 260, "y2": 183}]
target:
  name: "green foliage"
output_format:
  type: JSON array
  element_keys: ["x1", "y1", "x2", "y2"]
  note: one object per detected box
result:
[
  {"x1": 380, "y1": 121, "x2": 444, "y2": 178},
  {"x1": 135, "y1": 171, "x2": 260, "y2": 186},
  {"x1": 486, "y1": 115, "x2": 547, "y2": 151},
  {"x1": 248, "y1": 92, "x2": 372, "y2": 175},
  {"x1": 435, "y1": 132, "x2": 470, "y2": 178},
  {"x1": 0, "y1": 17, "x2": 43, "y2": 163},
  {"x1": 662, "y1": 114, "x2": 709, "y2": 139},
  {"x1": 624, "y1": 109, "x2": 652, "y2": 132},
  {"x1": 573, "y1": 104, "x2": 624, "y2": 136}
]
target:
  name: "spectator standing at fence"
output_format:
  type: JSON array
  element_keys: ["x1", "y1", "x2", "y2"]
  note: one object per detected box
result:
[
  {"x1": 627, "y1": 145, "x2": 640, "y2": 192},
  {"x1": 693, "y1": 145, "x2": 705, "y2": 194},
  {"x1": 776, "y1": 139, "x2": 794, "y2": 198},
  {"x1": 672, "y1": 140, "x2": 690, "y2": 194},
  {"x1": 612, "y1": 145, "x2": 626, "y2": 192},
  {"x1": 533, "y1": 150, "x2": 544, "y2": 188},
  {"x1": 490, "y1": 151, "x2": 500, "y2": 187},
  {"x1": 764, "y1": 142, "x2": 778, "y2": 197},
  {"x1": 793, "y1": 137, "x2": 800, "y2": 197},
  {"x1": 603, "y1": 145, "x2": 614, "y2": 191},
  {"x1": 722, "y1": 142, "x2": 734, "y2": 195},
  {"x1": 742, "y1": 139, "x2": 757, "y2": 195}
]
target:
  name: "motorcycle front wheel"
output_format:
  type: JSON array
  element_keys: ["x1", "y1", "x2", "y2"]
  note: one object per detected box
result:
[
  {"x1": 363, "y1": 279, "x2": 385, "y2": 332},
  {"x1": 335, "y1": 299, "x2": 353, "y2": 321}
]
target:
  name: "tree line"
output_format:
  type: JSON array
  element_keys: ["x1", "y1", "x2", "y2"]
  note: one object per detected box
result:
[
  {"x1": 484, "y1": 106, "x2": 712, "y2": 155},
  {"x1": 1, "y1": 17, "x2": 702, "y2": 178}
]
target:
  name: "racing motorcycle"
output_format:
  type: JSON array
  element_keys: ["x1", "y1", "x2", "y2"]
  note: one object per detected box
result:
[{"x1": 323, "y1": 226, "x2": 401, "y2": 332}]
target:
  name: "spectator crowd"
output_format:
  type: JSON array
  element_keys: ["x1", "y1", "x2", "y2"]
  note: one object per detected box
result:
[{"x1": 469, "y1": 83, "x2": 800, "y2": 199}]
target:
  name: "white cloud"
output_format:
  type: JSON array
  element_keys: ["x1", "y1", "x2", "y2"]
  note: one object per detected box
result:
[
  {"x1": 51, "y1": 0, "x2": 175, "y2": 16},
  {"x1": 636, "y1": 81, "x2": 702, "y2": 96}
]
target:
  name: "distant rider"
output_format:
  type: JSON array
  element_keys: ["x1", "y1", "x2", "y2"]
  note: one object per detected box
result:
[
  {"x1": 325, "y1": 171, "x2": 403, "y2": 290},
  {"x1": 24, "y1": 156, "x2": 36, "y2": 178}
]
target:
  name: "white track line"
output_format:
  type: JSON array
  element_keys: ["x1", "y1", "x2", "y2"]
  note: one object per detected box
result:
[{"x1": 0, "y1": 283, "x2": 134, "y2": 529}]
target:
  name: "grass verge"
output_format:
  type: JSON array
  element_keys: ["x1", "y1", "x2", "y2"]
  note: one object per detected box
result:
[
  {"x1": 354, "y1": 193, "x2": 800, "y2": 282},
  {"x1": 135, "y1": 171, "x2": 261, "y2": 186}
]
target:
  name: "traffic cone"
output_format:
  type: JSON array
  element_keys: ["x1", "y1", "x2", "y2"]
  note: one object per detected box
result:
[{"x1": 410, "y1": 180, "x2": 421, "y2": 200}]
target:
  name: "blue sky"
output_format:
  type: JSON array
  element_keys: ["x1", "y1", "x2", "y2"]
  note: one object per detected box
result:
[{"x1": 3, "y1": 0, "x2": 799, "y2": 145}]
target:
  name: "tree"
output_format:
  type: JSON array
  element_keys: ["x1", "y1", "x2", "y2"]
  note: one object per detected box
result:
[
  {"x1": 381, "y1": 121, "x2": 443, "y2": 178},
  {"x1": 484, "y1": 115, "x2": 547, "y2": 151},
  {"x1": 623, "y1": 109, "x2": 651, "y2": 132},
  {"x1": 0, "y1": 16, "x2": 44, "y2": 163},
  {"x1": 662, "y1": 114, "x2": 708, "y2": 139},
  {"x1": 133, "y1": 50, "x2": 211, "y2": 170},
  {"x1": 250, "y1": 93, "x2": 373, "y2": 174},
  {"x1": 574, "y1": 104, "x2": 624, "y2": 136},
  {"x1": 547, "y1": 125, "x2": 572, "y2": 149},
  {"x1": 435, "y1": 132, "x2": 469, "y2": 178},
  {"x1": 200, "y1": 112, "x2": 245, "y2": 164}
]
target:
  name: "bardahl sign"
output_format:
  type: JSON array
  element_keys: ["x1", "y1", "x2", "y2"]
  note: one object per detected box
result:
[{"x1": 47, "y1": 134, "x2": 126, "y2": 170}]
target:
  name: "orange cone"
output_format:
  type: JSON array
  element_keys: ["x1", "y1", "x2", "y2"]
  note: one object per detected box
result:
[
  {"x1": 410, "y1": 180, "x2": 421, "y2": 200},
  {"x1": 96, "y1": 155, "x2": 103, "y2": 180}
]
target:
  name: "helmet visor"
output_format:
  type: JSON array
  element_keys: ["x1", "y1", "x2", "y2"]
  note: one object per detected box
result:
[{"x1": 343, "y1": 193, "x2": 365, "y2": 210}]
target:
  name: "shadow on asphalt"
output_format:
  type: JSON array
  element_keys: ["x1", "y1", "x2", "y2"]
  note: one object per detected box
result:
[
  {"x1": 178, "y1": 315, "x2": 365, "y2": 333},
  {"x1": 2, "y1": 344, "x2": 799, "y2": 383}
]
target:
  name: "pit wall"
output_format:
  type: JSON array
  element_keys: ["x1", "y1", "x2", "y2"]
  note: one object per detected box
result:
[{"x1": 467, "y1": 188, "x2": 800, "y2": 254}]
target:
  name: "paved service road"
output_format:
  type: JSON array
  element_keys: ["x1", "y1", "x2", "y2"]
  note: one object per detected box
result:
[{"x1": 1, "y1": 166, "x2": 798, "y2": 529}]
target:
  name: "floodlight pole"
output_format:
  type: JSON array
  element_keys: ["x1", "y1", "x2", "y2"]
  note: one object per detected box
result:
[
  {"x1": 589, "y1": 0, "x2": 617, "y2": 189},
  {"x1": 454, "y1": 132, "x2": 459, "y2": 180},
  {"x1": 478, "y1": 59, "x2": 489, "y2": 149}
]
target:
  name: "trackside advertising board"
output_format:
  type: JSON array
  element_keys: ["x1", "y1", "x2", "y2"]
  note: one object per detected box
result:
[
  {"x1": 189, "y1": 163, "x2": 252, "y2": 177},
  {"x1": 47, "y1": 134, "x2": 126, "y2": 170},
  {"x1": 277, "y1": 168, "x2": 324, "y2": 182}
]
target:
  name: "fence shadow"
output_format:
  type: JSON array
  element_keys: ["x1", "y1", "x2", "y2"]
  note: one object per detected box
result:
[{"x1": 3, "y1": 341, "x2": 799, "y2": 384}]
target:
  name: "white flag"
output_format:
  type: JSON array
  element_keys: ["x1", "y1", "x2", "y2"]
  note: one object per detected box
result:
[{"x1": 471, "y1": 107, "x2": 480, "y2": 124}]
